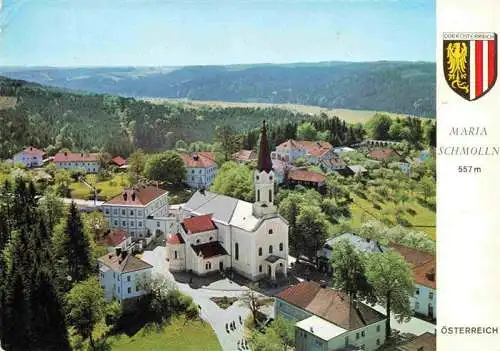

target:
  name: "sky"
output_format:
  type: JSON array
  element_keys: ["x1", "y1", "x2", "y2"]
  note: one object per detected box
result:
[{"x1": 0, "y1": 0, "x2": 436, "y2": 67}]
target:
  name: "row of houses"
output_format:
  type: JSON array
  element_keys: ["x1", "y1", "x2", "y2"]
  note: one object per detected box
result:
[{"x1": 316, "y1": 233, "x2": 436, "y2": 320}]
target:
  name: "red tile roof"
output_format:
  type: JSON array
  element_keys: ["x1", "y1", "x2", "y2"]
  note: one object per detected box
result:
[
  {"x1": 398, "y1": 332, "x2": 436, "y2": 351},
  {"x1": 54, "y1": 152, "x2": 100, "y2": 162},
  {"x1": 198, "y1": 152, "x2": 216, "y2": 162},
  {"x1": 232, "y1": 150, "x2": 257, "y2": 161},
  {"x1": 182, "y1": 214, "x2": 216, "y2": 234},
  {"x1": 276, "y1": 140, "x2": 333, "y2": 158},
  {"x1": 288, "y1": 169, "x2": 326, "y2": 183},
  {"x1": 111, "y1": 156, "x2": 127, "y2": 166},
  {"x1": 389, "y1": 243, "x2": 436, "y2": 289},
  {"x1": 100, "y1": 230, "x2": 128, "y2": 247},
  {"x1": 167, "y1": 233, "x2": 185, "y2": 245},
  {"x1": 413, "y1": 260, "x2": 436, "y2": 289},
  {"x1": 389, "y1": 243, "x2": 435, "y2": 267},
  {"x1": 368, "y1": 148, "x2": 401, "y2": 161},
  {"x1": 105, "y1": 186, "x2": 167, "y2": 206},
  {"x1": 276, "y1": 281, "x2": 386, "y2": 330},
  {"x1": 19, "y1": 146, "x2": 45, "y2": 156},
  {"x1": 191, "y1": 241, "x2": 228, "y2": 259},
  {"x1": 180, "y1": 152, "x2": 216, "y2": 168}
]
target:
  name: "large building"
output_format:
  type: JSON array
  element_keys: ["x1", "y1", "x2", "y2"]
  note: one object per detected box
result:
[
  {"x1": 98, "y1": 249, "x2": 153, "y2": 303},
  {"x1": 179, "y1": 152, "x2": 217, "y2": 189},
  {"x1": 167, "y1": 121, "x2": 289, "y2": 281},
  {"x1": 13, "y1": 146, "x2": 45, "y2": 168},
  {"x1": 275, "y1": 281, "x2": 387, "y2": 351},
  {"x1": 54, "y1": 151, "x2": 101, "y2": 173},
  {"x1": 102, "y1": 185, "x2": 169, "y2": 240},
  {"x1": 389, "y1": 244, "x2": 436, "y2": 320}
]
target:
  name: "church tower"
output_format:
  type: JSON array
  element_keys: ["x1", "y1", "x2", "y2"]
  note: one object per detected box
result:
[{"x1": 253, "y1": 120, "x2": 277, "y2": 217}]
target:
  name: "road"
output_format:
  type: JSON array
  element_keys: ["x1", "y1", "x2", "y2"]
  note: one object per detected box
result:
[{"x1": 142, "y1": 247, "x2": 258, "y2": 351}]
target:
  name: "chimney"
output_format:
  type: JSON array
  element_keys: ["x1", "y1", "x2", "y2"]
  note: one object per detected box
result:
[
  {"x1": 29, "y1": 147, "x2": 33, "y2": 151},
  {"x1": 115, "y1": 247, "x2": 122, "y2": 257},
  {"x1": 123, "y1": 192, "x2": 128, "y2": 201},
  {"x1": 64, "y1": 151, "x2": 68, "y2": 156},
  {"x1": 131, "y1": 192, "x2": 136, "y2": 201},
  {"x1": 81, "y1": 153, "x2": 84, "y2": 157},
  {"x1": 121, "y1": 250, "x2": 128, "y2": 260},
  {"x1": 309, "y1": 326, "x2": 314, "y2": 333},
  {"x1": 426, "y1": 269, "x2": 436, "y2": 281}
]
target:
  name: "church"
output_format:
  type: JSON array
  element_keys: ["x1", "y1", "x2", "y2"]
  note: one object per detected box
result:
[{"x1": 165, "y1": 121, "x2": 289, "y2": 281}]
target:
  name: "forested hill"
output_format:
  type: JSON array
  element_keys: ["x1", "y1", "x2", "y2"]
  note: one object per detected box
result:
[
  {"x1": 0, "y1": 76, "x2": 344, "y2": 159},
  {"x1": 0, "y1": 61, "x2": 436, "y2": 117}
]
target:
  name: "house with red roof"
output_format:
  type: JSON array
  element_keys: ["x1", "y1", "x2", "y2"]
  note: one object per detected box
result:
[
  {"x1": 389, "y1": 243, "x2": 436, "y2": 320},
  {"x1": 13, "y1": 146, "x2": 45, "y2": 168},
  {"x1": 275, "y1": 281, "x2": 387, "y2": 351},
  {"x1": 101, "y1": 185, "x2": 169, "y2": 240},
  {"x1": 287, "y1": 168, "x2": 327, "y2": 193},
  {"x1": 111, "y1": 156, "x2": 127, "y2": 167},
  {"x1": 179, "y1": 152, "x2": 217, "y2": 189},
  {"x1": 98, "y1": 229, "x2": 132, "y2": 251},
  {"x1": 368, "y1": 148, "x2": 402, "y2": 162},
  {"x1": 166, "y1": 213, "x2": 230, "y2": 275},
  {"x1": 54, "y1": 151, "x2": 101, "y2": 173}
]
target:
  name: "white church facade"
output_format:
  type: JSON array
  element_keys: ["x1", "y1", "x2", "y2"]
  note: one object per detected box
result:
[{"x1": 166, "y1": 121, "x2": 289, "y2": 281}]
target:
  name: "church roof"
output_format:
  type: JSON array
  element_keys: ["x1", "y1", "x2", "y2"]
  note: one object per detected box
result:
[
  {"x1": 257, "y1": 120, "x2": 273, "y2": 173},
  {"x1": 183, "y1": 190, "x2": 280, "y2": 231}
]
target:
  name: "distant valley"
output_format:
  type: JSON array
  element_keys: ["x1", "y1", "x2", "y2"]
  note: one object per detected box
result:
[{"x1": 0, "y1": 61, "x2": 436, "y2": 117}]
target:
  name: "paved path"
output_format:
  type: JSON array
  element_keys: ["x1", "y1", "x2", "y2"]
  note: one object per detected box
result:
[{"x1": 142, "y1": 247, "x2": 258, "y2": 351}]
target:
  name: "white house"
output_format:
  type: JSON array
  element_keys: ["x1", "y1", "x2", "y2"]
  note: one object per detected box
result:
[
  {"x1": 316, "y1": 233, "x2": 386, "y2": 273},
  {"x1": 167, "y1": 121, "x2": 289, "y2": 281},
  {"x1": 54, "y1": 152, "x2": 101, "y2": 173},
  {"x1": 98, "y1": 249, "x2": 153, "y2": 303},
  {"x1": 13, "y1": 146, "x2": 45, "y2": 168},
  {"x1": 179, "y1": 152, "x2": 217, "y2": 189},
  {"x1": 102, "y1": 185, "x2": 169, "y2": 240},
  {"x1": 276, "y1": 281, "x2": 387, "y2": 351},
  {"x1": 273, "y1": 140, "x2": 334, "y2": 165},
  {"x1": 389, "y1": 244, "x2": 436, "y2": 320}
]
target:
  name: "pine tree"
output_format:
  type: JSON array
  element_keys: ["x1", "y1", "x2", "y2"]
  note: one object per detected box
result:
[{"x1": 64, "y1": 202, "x2": 94, "y2": 283}]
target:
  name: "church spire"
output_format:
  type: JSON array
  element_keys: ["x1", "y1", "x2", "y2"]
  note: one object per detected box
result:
[{"x1": 257, "y1": 120, "x2": 273, "y2": 173}]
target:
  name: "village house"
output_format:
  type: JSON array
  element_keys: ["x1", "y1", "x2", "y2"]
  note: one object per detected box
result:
[
  {"x1": 101, "y1": 185, "x2": 169, "y2": 240},
  {"x1": 317, "y1": 233, "x2": 386, "y2": 273},
  {"x1": 54, "y1": 151, "x2": 101, "y2": 173},
  {"x1": 13, "y1": 146, "x2": 45, "y2": 168},
  {"x1": 367, "y1": 148, "x2": 402, "y2": 162},
  {"x1": 275, "y1": 281, "x2": 387, "y2": 351},
  {"x1": 286, "y1": 168, "x2": 326, "y2": 193},
  {"x1": 273, "y1": 140, "x2": 336, "y2": 165},
  {"x1": 180, "y1": 152, "x2": 217, "y2": 189},
  {"x1": 389, "y1": 244, "x2": 436, "y2": 320},
  {"x1": 98, "y1": 229, "x2": 133, "y2": 252},
  {"x1": 98, "y1": 249, "x2": 153, "y2": 304},
  {"x1": 232, "y1": 149, "x2": 257, "y2": 163},
  {"x1": 167, "y1": 121, "x2": 289, "y2": 281}
]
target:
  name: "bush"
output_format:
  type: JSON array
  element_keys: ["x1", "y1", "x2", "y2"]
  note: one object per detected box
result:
[{"x1": 105, "y1": 300, "x2": 123, "y2": 327}]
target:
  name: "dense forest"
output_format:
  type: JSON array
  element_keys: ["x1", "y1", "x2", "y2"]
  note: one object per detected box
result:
[
  {"x1": 0, "y1": 76, "x2": 434, "y2": 160},
  {"x1": 0, "y1": 61, "x2": 436, "y2": 116}
]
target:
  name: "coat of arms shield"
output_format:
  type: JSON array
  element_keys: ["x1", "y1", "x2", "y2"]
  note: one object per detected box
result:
[{"x1": 443, "y1": 32, "x2": 497, "y2": 101}]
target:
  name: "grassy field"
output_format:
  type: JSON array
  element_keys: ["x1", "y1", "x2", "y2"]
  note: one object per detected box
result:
[
  {"x1": 108, "y1": 316, "x2": 222, "y2": 351},
  {"x1": 144, "y1": 98, "x2": 432, "y2": 124},
  {"x1": 0, "y1": 96, "x2": 17, "y2": 110},
  {"x1": 346, "y1": 193, "x2": 436, "y2": 239},
  {"x1": 69, "y1": 173, "x2": 130, "y2": 201}
]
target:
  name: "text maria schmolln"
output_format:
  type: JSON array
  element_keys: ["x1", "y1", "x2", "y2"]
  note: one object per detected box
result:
[{"x1": 438, "y1": 127, "x2": 500, "y2": 156}]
